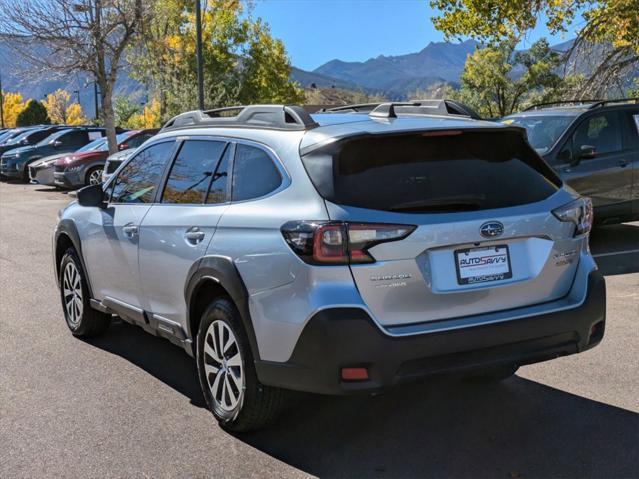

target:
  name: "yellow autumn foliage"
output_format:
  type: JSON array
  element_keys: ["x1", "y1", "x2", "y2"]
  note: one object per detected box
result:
[{"x1": 1, "y1": 91, "x2": 27, "y2": 128}]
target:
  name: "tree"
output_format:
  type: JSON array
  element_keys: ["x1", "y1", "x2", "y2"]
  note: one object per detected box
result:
[
  {"x1": 447, "y1": 39, "x2": 575, "y2": 118},
  {"x1": 126, "y1": 98, "x2": 162, "y2": 128},
  {"x1": 114, "y1": 96, "x2": 141, "y2": 126},
  {"x1": 44, "y1": 89, "x2": 87, "y2": 125},
  {"x1": 429, "y1": 0, "x2": 638, "y2": 97},
  {"x1": 0, "y1": 91, "x2": 27, "y2": 128},
  {"x1": 128, "y1": 0, "x2": 304, "y2": 120},
  {"x1": 16, "y1": 99, "x2": 50, "y2": 126},
  {"x1": 0, "y1": 0, "x2": 154, "y2": 154}
]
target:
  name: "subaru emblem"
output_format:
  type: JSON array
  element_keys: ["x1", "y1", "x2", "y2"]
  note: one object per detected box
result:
[{"x1": 480, "y1": 221, "x2": 504, "y2": 238}]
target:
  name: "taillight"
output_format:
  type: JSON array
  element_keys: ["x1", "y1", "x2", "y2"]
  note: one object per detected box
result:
[
  {"x1": 281, "y1": 221, "x2": 415, "y2": 265},
  {"x1": 552, "y1": 197, "x2": 593, "y2": 236}
]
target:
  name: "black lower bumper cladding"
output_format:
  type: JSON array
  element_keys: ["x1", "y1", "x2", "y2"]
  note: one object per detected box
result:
[{"x1": 255, "y1": 270, "x2": 606, "y2": 395}]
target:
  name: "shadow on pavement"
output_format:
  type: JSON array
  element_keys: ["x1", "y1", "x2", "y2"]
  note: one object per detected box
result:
[
  {"x1": 87, "y1": 321, "x2": 638, "y2": 479},
  {"x1": 590, "y1": 223, "x2": 639, "y2": 276},
  {"x1": 86, "y1": 319, "x2": 206, "y2": 408}
]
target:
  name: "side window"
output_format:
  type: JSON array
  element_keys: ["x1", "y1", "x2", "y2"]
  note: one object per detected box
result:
[
  {"x1": 161, "y1": 140, "x2": 226, "y2": 204},
  {"x1": 232, "y1": 144, "x2": 282, "y2": 202},
  {"x1": 206, "y1": 144, "x2": 231, "y2": 204},
  {"x1": 111, "y1": 142, "x2": 174, "y2": 204},
  {"x1": 572, "y1": 112, "x2": 622, "y2": 156},
  {"x1": 29, "y1": 130, "x2": 54, "y2": 143},
  {"x1": 60, "y1": 130, "x2": 88, "y2": 147},
  {"x1": 125, "y1": 133, "x2": 153, "y2": 149},
  {"x1": 621, "y1": 111, "x2": 639, "y2": 150}
]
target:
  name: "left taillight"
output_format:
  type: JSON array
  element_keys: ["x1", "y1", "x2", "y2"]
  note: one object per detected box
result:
[
  {"x1": 281, "y1": 221, "x2": 415, "y2": 265},
  {"x1": 552, "y1": 197, "x2": 593, "y2": 236}
]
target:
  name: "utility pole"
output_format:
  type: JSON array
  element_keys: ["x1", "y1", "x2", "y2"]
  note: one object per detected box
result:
[
  {"x1": 93, "y1": 82, "x2": 99, "y2": 123},
  {"x1": 195, "y1": 0, "x2": 205, "y2": 110},
  {"x1": 0, "y1": 70, "x2": 4, "y2": 128}
]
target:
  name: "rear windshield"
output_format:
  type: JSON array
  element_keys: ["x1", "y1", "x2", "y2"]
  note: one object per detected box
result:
[{"x1": 302, "y1": 130, "x2": 561, "y2": 213}]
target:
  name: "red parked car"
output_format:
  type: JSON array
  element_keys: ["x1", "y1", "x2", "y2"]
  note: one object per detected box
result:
[{"x1": 51, "y1": 129, "x2": 158, "y2": 188}]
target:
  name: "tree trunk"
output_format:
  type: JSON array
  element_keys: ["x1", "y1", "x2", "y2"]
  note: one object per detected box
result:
[{"x1": 101, "y1": 83, "x2": 118, "y2": 155}]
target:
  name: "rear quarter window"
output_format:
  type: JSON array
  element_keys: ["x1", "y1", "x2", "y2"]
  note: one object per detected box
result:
[{"x1": 302, "y1": 129, "x2": 561, "y2": 213}]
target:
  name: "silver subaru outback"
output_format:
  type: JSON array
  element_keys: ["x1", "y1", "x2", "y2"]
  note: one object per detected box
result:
[{"x1": 53, "y1": 103, "x2": 606, "y2": 431}]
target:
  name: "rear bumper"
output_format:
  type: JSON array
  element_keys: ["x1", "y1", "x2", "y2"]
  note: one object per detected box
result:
[{"x1": 255, "y1": 269, "x2": 606, "y2": 395}]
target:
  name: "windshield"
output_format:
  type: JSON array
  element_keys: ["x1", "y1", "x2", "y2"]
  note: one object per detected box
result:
[
  {"x1": 502, "y1": 115, "x2": 575, "y2": 153},
  {"x1": 35, "y1": 129, "x2": 70, "y2": 147},
  {"x1": 77, "y1": 137, "x2": 106, "y2": 152},
  {"x1": 0, "y1": 130, "x2": 18, "y2": 144}
]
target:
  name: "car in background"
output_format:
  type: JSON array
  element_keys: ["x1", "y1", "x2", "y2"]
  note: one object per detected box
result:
[
  {"x1": 101, "y1": 147, "x2": 137, "y2": 183},
  {"x1": 0, "y1": 125, "x2": 66, "y2": 159},
  {"x1": 29, "y1": 137, "x2": 109, "y2": 187},
  {"x1": 502, "y1": 98, "x2": 639, "y2": 224},
  {"x1": 53, "y1": 128, "x2": 158, "y2": 188},
  {"x1": 1, "y1": 126, "x2": 107, "y2": 181}
]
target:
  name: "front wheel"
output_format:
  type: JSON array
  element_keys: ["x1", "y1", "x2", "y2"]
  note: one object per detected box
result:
[
  {"x1": 196, "y1": 298, "x2": 285, "y2": 431},
  {"x1": 85, "y1": 166, "x2": 103, "y2": 186},
  {"x1": 59, "y1": 248, "x2": 110, "y2": 337}
]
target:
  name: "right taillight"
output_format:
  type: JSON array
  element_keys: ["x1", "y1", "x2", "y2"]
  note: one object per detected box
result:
[
  {"x1": 281, "y1": 221, "x2": 415, "y2": 265},
  {"x1": 552, "y1": 197, "x2": 593, "y2": 236}
]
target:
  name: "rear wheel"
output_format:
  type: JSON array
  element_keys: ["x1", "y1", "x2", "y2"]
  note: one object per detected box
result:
[
  {"x1": 196, "y1": 298, "x2": 285, "y2": 431},
  {"x1": 59, "y1": 248, "x2": 110, "y2": 337},
  {"x1": 85, "y1": 166, "x2": 103, "y2": 186}
]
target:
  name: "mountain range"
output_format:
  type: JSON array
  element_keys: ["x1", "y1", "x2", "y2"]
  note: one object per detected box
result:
[{"x1": 0, "y1": 37, "x2": 598, "y2": 116}]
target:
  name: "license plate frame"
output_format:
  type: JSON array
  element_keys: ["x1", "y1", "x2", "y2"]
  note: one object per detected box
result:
[{"x1": 454, "y1": 244, "x2": 512, "y2": 285}]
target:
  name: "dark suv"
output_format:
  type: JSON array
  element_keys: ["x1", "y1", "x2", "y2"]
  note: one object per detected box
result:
[
  {"x1": 0, "y1": 126, "x2": 107, "y2": 181},
  {"x1": 503, "y1": 99, "x2": 639, "y2": 224}
]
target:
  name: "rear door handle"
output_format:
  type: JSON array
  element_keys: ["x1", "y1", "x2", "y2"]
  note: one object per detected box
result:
[
  {"x1": 185, "y1": 227, "x2": 206, "y2": 245},
  {"x1": 122, "y1": 223, "x2": 139, "y2": 238},
  {"x1": 618, "y1": 160, "x2": 629, "y2": 168}
]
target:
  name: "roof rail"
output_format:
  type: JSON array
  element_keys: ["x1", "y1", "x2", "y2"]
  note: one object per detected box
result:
[
  {"x1": 161, "y1": 105, "x2": 319, "y2": 132},
  {"x1": 321, "y1": 99, "x2": 482, "y2": 120},
  {"x1": 524, "y1": 98, "x2": 639, "y2": 111}
]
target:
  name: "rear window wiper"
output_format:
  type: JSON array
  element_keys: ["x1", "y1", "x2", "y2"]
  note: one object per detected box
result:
[{"x1": 388, "y1": 195, "x2": 485, "y2": 213}]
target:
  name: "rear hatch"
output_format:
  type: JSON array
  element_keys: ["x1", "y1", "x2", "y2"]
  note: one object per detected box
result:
[{"x1": 301, "y1": 128, "x2": 582, "y2": 327}]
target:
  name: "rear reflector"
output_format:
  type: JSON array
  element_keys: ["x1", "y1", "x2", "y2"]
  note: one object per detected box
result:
[{"x1": 341, "y1": 367, "x2": 369, "y2": 381}]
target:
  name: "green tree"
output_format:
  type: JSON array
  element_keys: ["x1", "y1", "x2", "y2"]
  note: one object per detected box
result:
[
  {"x1": 114, "y1": 96, "x2": 142, "y2": 126},
  {"x1": 128, "y1": 0, "x2": 304, "y2": 120},
  {"x1": 16, "y1": 99, "x2": 50, "y2": 126},
  {"x1": 429, "y1": 0, "x2": 638, "y2": 97},
  {"x1": 447, "y1": 39, "x2": 576, "y2": 118}
]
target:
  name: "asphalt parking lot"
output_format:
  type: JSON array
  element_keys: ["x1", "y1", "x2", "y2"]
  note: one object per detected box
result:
[{"x1": 1, "y1": 181, "x2": 638, "y2": 479}]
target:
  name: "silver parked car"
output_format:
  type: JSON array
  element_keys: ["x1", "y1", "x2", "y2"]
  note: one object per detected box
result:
[
  {"x1": 101, "y1": 147, "x2": 137, "y2": 183},
  {"x1": 53, "y1": 103, "x2": 605, "y2": 431}
]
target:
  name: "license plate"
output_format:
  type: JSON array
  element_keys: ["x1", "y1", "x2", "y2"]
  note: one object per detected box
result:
[{"x1": 454, "y1": 245, "x2": 512, "y2": 285}]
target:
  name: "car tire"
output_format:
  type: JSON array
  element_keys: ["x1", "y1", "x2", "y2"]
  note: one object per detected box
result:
[
  {"x1": 59, "y1": 248, "x2": 110, "y2": 337},
  {"x1": 465, "y1": 364, "x2": 519, "y2": 383},
  {"x1": 196, "y1": 297, "x2": 285, "y2": 432},
  {"x1": 85, "y1": 166, "x2": 103, "y2": 186}
]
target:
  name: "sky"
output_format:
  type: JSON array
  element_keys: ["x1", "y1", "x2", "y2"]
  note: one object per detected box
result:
[{"x1": 251, "y1": 0, "x2": 582, "y2": 71}]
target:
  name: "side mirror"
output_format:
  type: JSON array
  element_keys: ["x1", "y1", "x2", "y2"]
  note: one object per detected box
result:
[
  {"x1": 52, "y1": 140, "x2": 62, "y2": 148},
  {"x1": 77, "y1": 184, "x2": 106, "y2": 208},
  {"x1": 579, "y1": 144, "x2": 596, "y2": 160},
  {"x1": 119, "y1": 142, "x2": 128, "y2": 151}
]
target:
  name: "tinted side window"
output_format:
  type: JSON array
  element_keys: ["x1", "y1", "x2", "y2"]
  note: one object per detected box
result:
[
  {"x1": 232, "y1": 144, "x2": 282, "y2": 201},
  {"x1": 162, "y1": 140, "x2": 226, "y2": 204},
  {"x1": 572, "y1": 112, "x2": 622, "y2": 155},
  {"x1": 206, "y1": 144, "x2": 231, "y2": 204},
  {"x1": 126, "y1": 133, "x2": 154, "y2": 149},
  {"x1": 60, "y1": 130, "x2": 88, "y2": 147},
  {"x1": 28, "y1": 130, "x2": 54, "y2": 143},
  {"x1": 111, "y1": 142, "x2": 174, "y2": 204}
]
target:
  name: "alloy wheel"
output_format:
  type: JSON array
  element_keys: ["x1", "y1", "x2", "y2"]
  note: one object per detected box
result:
[
  {"x1": 203, "y1": 320, "x2": 245, "y2": 415},
  {"x1": 88, "y1": 169, "x2": 103, "y2": 185},
  {"x1": 62, "y1": 262, "x2": 83, "y2": 326}
]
